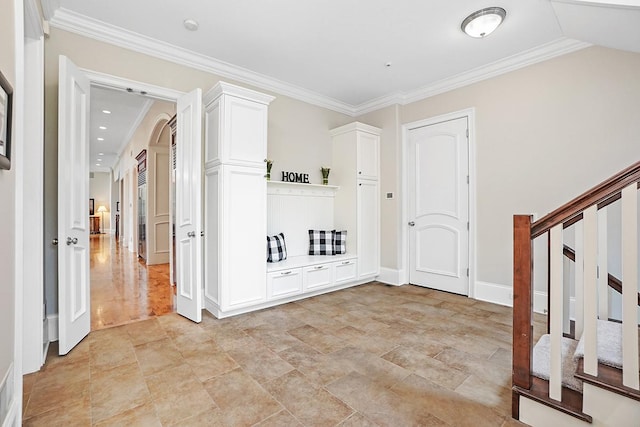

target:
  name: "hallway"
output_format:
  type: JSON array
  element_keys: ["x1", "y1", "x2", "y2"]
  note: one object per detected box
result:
[{"x1": 90, "y1": 234, "x2": 175, "y2": 331}]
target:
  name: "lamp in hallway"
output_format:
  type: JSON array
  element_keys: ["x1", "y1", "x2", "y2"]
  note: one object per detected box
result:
[{"x1": 97, "y1": 205, "x2": 107, "y2": 234}]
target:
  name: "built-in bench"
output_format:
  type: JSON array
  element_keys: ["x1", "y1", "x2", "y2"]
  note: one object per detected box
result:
[{"x1": 266, "y1": 254, "x2": 357, "y2": 301}]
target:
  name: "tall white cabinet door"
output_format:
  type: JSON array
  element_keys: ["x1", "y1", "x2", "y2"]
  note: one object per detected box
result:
[
  {"x1": 357, "y1": 132, "x2": 379, "y2": 180},
  {"x1": 357, "y1": 180, "x2": 379, "y2": 278},
  {"x1": 175, "y1": 89, "x2": 203, "y2": 323},
  {"x1": 221, "y1": 165, "x2": 267, "y2": 309}
]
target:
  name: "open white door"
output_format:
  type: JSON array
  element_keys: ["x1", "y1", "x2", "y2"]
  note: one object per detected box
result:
[
  {"x1": 175, "y1": 89, "x2": 203, "y2": 322},
  {"x1": 57, "y1": 56, "x2": 91, "y2": 354}
]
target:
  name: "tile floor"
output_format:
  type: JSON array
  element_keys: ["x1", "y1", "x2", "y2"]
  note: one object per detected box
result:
[{"x1": 23, "y1": 283, "x2": 534, "y2": 426}]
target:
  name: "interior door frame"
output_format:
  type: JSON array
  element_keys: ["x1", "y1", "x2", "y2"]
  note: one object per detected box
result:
[
  {"x1": 399, "y1": 108, "x2": 477, "y2": 297},
  {"x1": 47, "y1": 68, "x2": 184, "y2": 351}
]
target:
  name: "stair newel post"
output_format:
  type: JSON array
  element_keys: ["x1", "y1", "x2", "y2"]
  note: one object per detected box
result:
[{"x1": 513, "y1": 214, "x2": 534, "y2": 417}]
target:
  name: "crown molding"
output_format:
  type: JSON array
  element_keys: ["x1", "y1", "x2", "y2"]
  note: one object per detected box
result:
[
  {"x1": 49, "y1": 8, "x2": 356, "y2": 116},
  {"x1": 49, "y1": 8, "x2": 591, "y2": 119},
  {"x1": 353, "y1": 37, "x2": 591, "y2": 116}
]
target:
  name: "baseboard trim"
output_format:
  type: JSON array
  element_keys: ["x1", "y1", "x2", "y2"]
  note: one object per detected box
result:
[
  {"x1": 0, "y1": 363, "x2": 17, "y2": 426},
  {"x1": 474, "y1": 281, "x2": 513, "y2": 307},
  {"x1": 377, "y1": 268, "x2": 403, "y2": 286},
  {"x1": 47, "y1": 314, "x2": 58, "y2": 342},
  {"x1": 534, "y1": 291, "x2": 548, "y2": 315}
]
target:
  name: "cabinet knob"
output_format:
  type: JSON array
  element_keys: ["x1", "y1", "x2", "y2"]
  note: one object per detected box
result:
[
  {"x1": 358, "y1": 171, "x2": 362, "y2": 175},
  {"x1": 315, "y1": 265, "x2": 325, "y2": 270},
  {"x1": 281, "y1": 271, "x2": 292, "y2": 275}
]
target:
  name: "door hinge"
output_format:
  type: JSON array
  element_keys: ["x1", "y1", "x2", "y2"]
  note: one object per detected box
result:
[
  {"x1": 466, "y1": 175, "x2": 469, "y2": 184},
  {"x1": 467, "y1": 221, "x2": 469, "y2": 230},
  {"x1": 466, "y1": 268, "x2": 469, "y2": 277},
  {"x1": 466, "y1": 129, "x2": 469, "y2": 138}
]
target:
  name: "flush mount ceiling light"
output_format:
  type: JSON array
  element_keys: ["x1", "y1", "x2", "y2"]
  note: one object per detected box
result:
[
  {"x1": 183, "y1": 18, "x2": 199, "y2": 31},
  {"x1": 461, "y1": 7, "x2": 506, "y2": 38}
]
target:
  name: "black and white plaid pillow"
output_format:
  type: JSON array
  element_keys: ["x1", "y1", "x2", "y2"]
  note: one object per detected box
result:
[
  {"x1": 332, "y1": 230, "x2": 347, "y2": 254},
  {"x1": 267, "y1": 233, "x2": 287, "y2": 262},
  {"x1": 308, "y1": 229, "x2": 333, "y2": 255}
]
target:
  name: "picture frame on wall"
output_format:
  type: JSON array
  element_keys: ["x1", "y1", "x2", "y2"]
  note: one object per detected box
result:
[
  {"x1": 0, "y1": 69, "x2": 13, "y2": 170},
  {"x1": 90, "y1": 198, "x2": 95, "y2": 215}
]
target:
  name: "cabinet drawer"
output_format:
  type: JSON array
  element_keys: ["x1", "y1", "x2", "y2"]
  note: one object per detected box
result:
[
  {"x1": 333, "y1": 259, "x2": 357, "y2": 284},
  {"x1": 303, "y1": 264, "x2": 333, "y2": 291},
  {"x1": 267, "y1": 268, "x2": 303, "y2": 299}
]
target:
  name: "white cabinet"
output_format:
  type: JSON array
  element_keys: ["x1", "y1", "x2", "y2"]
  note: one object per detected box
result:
[
  {"x1": 357, "y1": 131, "x2": 379, "y2": 180},
  {"x1": 203, "y1": 82, "x2": 275, "y2": 318},
  {"x1": 267, "y1": 268, "x2": 303, "y2": 299},
  {"x1": 303, "y1": 263, "x2": 333, "y2": 291},
  {"x1": 331, "y1": 122, "x2": 381, "y2": 281},
  {"x1": 334, "y1": 258, "x2": 357, "y2": 284}
]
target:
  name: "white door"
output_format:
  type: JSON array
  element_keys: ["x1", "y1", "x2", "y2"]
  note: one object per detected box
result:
[
  {"x1": 57, "y1": 56, "x2": 91, "y2": 354},
  {"x1": 408, "y1": 117, "x2": 469, "y2": 295},
  {"x1": 175, "y1": 89, "x2": 203, "y2": 322}
]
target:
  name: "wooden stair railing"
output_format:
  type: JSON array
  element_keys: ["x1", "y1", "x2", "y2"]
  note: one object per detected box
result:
[
  {"x1": 562, "y1": 244, "x2": 640, "y2": 306},
  {"x1": 512, "y1": 160, "x2": 640, "y2": 421}
]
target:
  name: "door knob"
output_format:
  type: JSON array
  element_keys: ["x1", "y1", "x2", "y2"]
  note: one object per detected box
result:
[
  {"x1": 52, "y1": 238, "x2": 58, "y2": 246},
  {"x1": 187, "y1": 231, "x2": 196, "y2": 238},
  {"x1": 408, "y1": 221, "x2": 415, "y2": 227}
]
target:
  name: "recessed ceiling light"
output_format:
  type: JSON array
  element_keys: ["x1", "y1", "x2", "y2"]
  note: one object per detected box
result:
[
  {"x1": 96, "y1": 163, "x2": 101, "y2": 166},
  {"x1": 99, "y1": 152, "x2": 104, "y2": 155},
  {"x1": 461, "y1": 7, "x2": 506, "y2": 38},
  {"x1": 97, "y1": 137, "x2": 104, "y2": 141},
  {"x1": 99, "y1": 126, "x2": 107, "y2": 130},
  {"x1": 97, "y1": 158, "x2": 102, "y2": 162},
  {"x1": 102, "y1": 110, "x2": 111, "y2": 114},
  {"x1": 183, "y1": 18, "x2": 199, "y2": 31}
]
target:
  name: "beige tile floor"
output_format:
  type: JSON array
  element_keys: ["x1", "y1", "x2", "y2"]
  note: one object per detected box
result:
[{"x1": 23, "y1": 283, "x2": 532, "y2": 426}]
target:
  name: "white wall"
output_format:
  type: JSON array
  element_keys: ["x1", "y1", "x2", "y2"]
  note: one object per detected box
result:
[{"x1": 358, "y1": 46, "x2": 640, "y2": 290}]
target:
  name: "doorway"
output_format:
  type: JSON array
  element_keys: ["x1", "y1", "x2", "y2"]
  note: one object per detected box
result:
[
  {"x1": 402, "y1": 109, "x2": 476, "y2": 296},
  {"x1": 89, "y1": 108, "x2": 176, "y2": 331},
  {"x1": 56, "y1": 57, "x2": 188, "y2": 354}
]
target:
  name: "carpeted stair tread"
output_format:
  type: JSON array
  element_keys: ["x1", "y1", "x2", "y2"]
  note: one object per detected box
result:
[
  {"x1": 574, "y1": 319, "x2": 625, "y2": 369},
  {"x1": 532, "y1": 334, "x2": 583, "y2": 392}
]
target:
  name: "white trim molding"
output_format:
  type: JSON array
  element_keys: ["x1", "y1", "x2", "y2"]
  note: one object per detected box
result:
[
  {"x1": 47, "y1": 314, "x2": 59, "y2": 342},
  {"x1": 378, "y1": 268, "x2": 403, "y2": 286},
  {"x1": 45, "y1": 6, "x2": 590, "y2": 117},
  {"x1": 352, "y1": 38, "x2": 590, "y2": 116},
  {"x1": 49, "y1": 8, "x2": 355, "y2": 116},
  {"x1": 475, "y1": 281, "x2": 513, "y2": 307}
]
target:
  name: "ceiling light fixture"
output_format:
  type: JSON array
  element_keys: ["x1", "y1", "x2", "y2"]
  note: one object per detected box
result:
[
  {"x1": 461, "y1": 7, "x2": 506, "y2": 38},
  {"x1": 102, "y1": 110, "x2": 111, "y2": 114},
  {"x1": 99, "y1": 126, "x2": 107, "y2": 130},
  {"x1": 97, "y1": 138, "x2": 104, "y2": 141},
  {"x1": 183, "y1": 19, "x2": 199, "y2": 31}
]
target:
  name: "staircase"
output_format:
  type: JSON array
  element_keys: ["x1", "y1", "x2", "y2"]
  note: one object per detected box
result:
[{"x1": 512, "y1": 161, "x2": 640, "y2": 426}]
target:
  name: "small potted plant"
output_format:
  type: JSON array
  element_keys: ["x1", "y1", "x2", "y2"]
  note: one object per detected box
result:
[
  {"x1": 266, "y1": 159, "x2": 273, "y2": 180},
  {"x1": 321, "y1": 167, "x2": 330, "y2": 185}
]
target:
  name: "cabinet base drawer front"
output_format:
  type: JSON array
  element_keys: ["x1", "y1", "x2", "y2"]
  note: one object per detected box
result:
[
  {"x1": 268, "y1": 268, "x2": 303, "y2": 299},
  {"x1": 334, "y1": 259, "x2": 357, "y2": 284},
  {"x1": 303, "y1": 264, "x2": 333, "y2": 290}
]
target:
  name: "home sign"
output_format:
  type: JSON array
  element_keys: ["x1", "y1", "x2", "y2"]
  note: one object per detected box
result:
[{"x1": 281, "y1": 171, "x2": 310, "y2": 184}]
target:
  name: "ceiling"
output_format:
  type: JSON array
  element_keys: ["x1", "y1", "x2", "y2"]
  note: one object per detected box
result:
[
  {"x1": 89, "y1": 87, "x2": 152, "y2": 173},
  {"x1": 42, "y1": 0, "x2": 640, "y2": 172}
]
